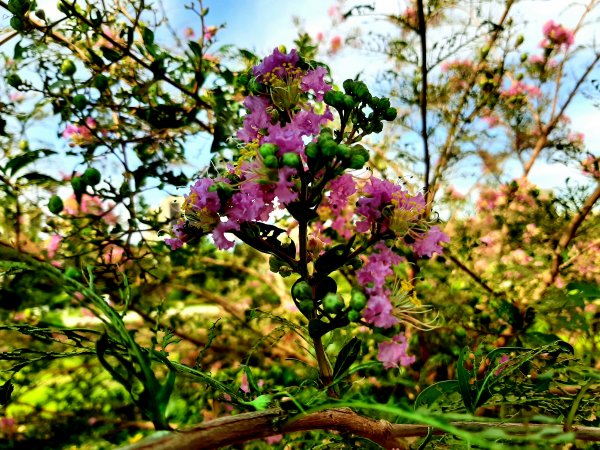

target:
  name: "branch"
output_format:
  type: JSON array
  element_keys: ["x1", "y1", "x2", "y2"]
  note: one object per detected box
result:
[
  {"x1": 416, "y1": 0, "x2": 430, "y2": 195},
  {"x1": 120, "y1": 408, "x2": 600, "y2": 450}
]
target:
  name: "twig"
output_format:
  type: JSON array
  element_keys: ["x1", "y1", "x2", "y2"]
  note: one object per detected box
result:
[{"x1": 416, "y1": 0, "x2": 430, "y2": 195}]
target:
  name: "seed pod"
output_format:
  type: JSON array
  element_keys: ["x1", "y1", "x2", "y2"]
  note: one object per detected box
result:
[
  {"x1": 48, "y1": 195, "x2": 64, "y2": 214},
  {"x1": 82, "y1": 168, "x2": 101, "y2": 186},
  {"x1": 61, "y1": 59, "x2": 77, "y2": 76}
]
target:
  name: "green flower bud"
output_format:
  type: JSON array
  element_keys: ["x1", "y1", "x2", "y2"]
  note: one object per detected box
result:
[
  {"x1": 48, "y1": 195, "x2": 64, "y2": 215},
  {"x1": 263, "y1": 154, "x2": 278, "y2": 168},
  {"x1": 298, "y1": 300, "x2": 314, "y2": 315},
  {"x1": 350, "y1": 289, "x2": 367, "y2": 311},
  {"x1": 305, "y1": 142, "x2": 319, "y2": 159},
  {"x1": 71, "y1": 176, "x2": 86, "y2": 193},
  {"x1": 335, "y1": 144, "x2": 350, "y2": 158},
  {"x1": 82, "y1": 167, "x2": 101, "y2": 186},
  {"x1": 520, "y1": 53, "x2": 528, "y2": 63},
  {"x1": 515, "y1": 35, "x2": 524, "y2": 46},
  {"x1": 61, "y1": 59, "x2": 76, "y2": 76},
  {"x1": 322, "y1": 292, "x2": 344, "y2": 314},
  {"x1": 321, "y1": 139, "x2": 338, "y2": 157},
  {"x1": 18, "y1": 140, "x2": 28, "y2": 151},
  {"x1": 342, "y1": 79, "x2": 355, "y2": 94},
  {"x1": 292, "y1": 280, "x2": 313, "y2": 301},
  {"x1": 342, "y1": 94, "x2": 356, "y2": 110},
  {"x1": 348, "y1": 309, "x2": 362, "y2": 322},
  {"x1": 383, "y1": 107, "x2": 398, "y2": 121},
  {"x1": 281, "y1": 152, "x2": 301, "y2": 168},
  {"x1": 35, "y1": 9, "x2": 46, "y2": 19},
  {"x1": 324, "y1": 90, "x2": 345, "y2": 109},
  {"x1": 259, "y1": 143, "x2": 278, "y2": 158}
]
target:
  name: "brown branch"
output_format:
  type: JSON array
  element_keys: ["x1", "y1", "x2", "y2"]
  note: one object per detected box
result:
[
  {"x1": 522, "y1": 51, "x2": 600, "y2": 177},
  {"x1": 121, "y1": 408, "x2": 600, "y2": 450},
  {"x1": 446, "y1": 252, "x2": 503, "y2": 297}
]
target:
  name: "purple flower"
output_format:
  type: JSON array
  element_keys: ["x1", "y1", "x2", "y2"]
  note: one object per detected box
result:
[
  {"x1": 412, "y1": 226, "x2": 450, "y2": 258},
  {"x1": 188, "y1": 178, "x2": 221, "y2": 213},
  {"x1": 291, "y1": 107, "x2": 333, "y2": 136},
  {"x1": 357, "y1": 241, "x2": 402, "y2": 291},
  {"x1": 356, "y1": 177, "x2": 403, "y2": 231},
  {"x1": 327, "y1": 174, "x2": 356, "y2": 212},
  {"x1": 212, "y1": 220, "x2": 239, "y2": 250},
  {"x1": 253, "y1": 48, "x2": 300, "y2": 80},
  {"x1": 237, "y1": 96, "x2": 271, "y2": 142},
  {"x1": 300, "y1": 66, "x2": 332, "y2": 101},
  {"x1": 362, "y1": 294, "x2": 398, "y2": 328},
  {"x1": 377, "y1": 333, "x2": 415, "y2": 369},
  {"x1": 274, "y1": 167, "x2": 298, "y2": 205},
  {"x1": 263, "y1": 122, "x2": 305, "y2": 155}
]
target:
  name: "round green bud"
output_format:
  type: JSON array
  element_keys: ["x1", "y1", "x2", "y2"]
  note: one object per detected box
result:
[
  {"x1": 10, "y1": 16, "x2": 24, "y2": 31},
  {"x1": 94, "y1": 75, "x2": 109, "y2": 91},
  {"x1": 7, "y1": 74, "x2": 22, "y2": 88},
  {"x1": 263, "y1": 154, "x2": 279, "y2": 169},
  {"x1": 342, "y1": 94, "x2": 356, "y2": 110},
  {"x1": 35, "y1": 9, "x2": 46, "y2": 19},
  {"x1": 259, "y1": 143, "x2": 278, "y2": 158},
  {"x1": 298, "y1": 300, "x2": 314, "y2": 315},
  {"x1": 342, "y1": 79, "x2": 355, "y2": 94},
  {"x1": 305, "y1": 142, "x2": 319, "y2": 159},
  {"x1": 82, "y1": 167, "x2": 101, "y2": 186},
  {"x1": 480, "y1": 45, "x2": 491, "y2": 59},
  {"x1": 348, "y1": 309, "x2": 362, "y2": 322},
  {"x1": 323, "y1": 293, "x2": 344, "y2": 314},
  {"x1": 292, "y1": 280, "x2": 313, "y2": 301},
  {"x1": 383, "y1": 107, "x2": 398, "y2": 121},
  {"x1": 61, "y1": 59, "x2": 77, "y2": 76},
  {"x1": 516, "y1": 73, "x2": 524, "y2": 81},
  {"x1": 72, "y1": 94, "x2": 87, "y2": 110},
  {"x1": 321, "y1": 139, "x2": 338, "y2": 157},
  {"x1": 48, "y1": 195, "x2": 64, "y2": 215},
  {"x1": 520, "y1": 53, "x2": 528, "y2": 63},
  {"x1": 349, "y1": 152, "x2": 368, "y2": 170},
  {"x1": 350, "y1": 289, "x2": 367, "y2": 311},
  {"x1": 281, "y1": 152, "x2": 301, "y2": 168},
  {"x1": 18, "y1": 140, "x2": 29, "y2": 151},
  {"x1": 376, "y1": 97, "x2": 390, "y2": 111},
  {"x1": 71, "y1": 176, "x2": 86, "y2": 193},
  {"x1": 335, "y1": 144, "x2": 350, "y2": 158}
]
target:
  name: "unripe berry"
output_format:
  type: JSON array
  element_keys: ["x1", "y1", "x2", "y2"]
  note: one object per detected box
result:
[
  {"x1": 70, "y1": 176, "x2": 86, "y2": 193},
  {"x1": 350, "y1": 289, "x2": 367, "y2": 311},
  {"x1": 383, "y1": 107, "x2": 398, "y2": 121},
  {"x1": 348, "y1": 309, "x2": 362, "y2": 322},
  {"x1": 292, "y1": 280, "x2": 313, "y2": 301},
  {"x1": 72, "y1": 94, "x2": 87, "y2": 110}
]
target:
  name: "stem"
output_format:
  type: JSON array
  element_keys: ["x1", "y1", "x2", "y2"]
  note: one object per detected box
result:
[
  {"x1": 312, "y1": 336, "x2": 336, "y2": 396},
  {"x1": 416, "y1": 0, "x2": 430, "y2": 195}
]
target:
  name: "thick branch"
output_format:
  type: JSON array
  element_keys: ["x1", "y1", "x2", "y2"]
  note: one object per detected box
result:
[{"x1": 121, "y1": 408, "x2": 600, "y2": 450}]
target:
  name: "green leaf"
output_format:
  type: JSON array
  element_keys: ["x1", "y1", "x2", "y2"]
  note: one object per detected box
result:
[
  {"x1": 142, "y1": 27, "x2": 154, "y2": 47},
  {"x1": 414, "y1": 380, "x2": 459, "y2": 410},
  {"x1": 333, "y1": 337, "x2": 361, "y2": 380},
  {"x1": 6, "y1": 149, "x2": 56, "y2": 176},
  {"x1": 19, "y1": 172, "x2": 58, "y2": 185},
  {"x1": 0, "y1": 380, "x2": 14, "y2": 406},
  {"x1": 457, "y1": 346, "x2": 475, "y2": 413},
  {"x1": 101, "y1": 47, "x2": 121, "y2": 62},
  {"x1": 188, "y1": 41, "x2": 203, "y2": 59}
]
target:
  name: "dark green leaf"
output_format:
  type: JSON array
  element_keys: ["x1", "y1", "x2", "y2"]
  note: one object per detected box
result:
[
  {"x1": 6, "y1": 149, "x2": 56, "y2": 176},
  {"x1": 142, "y1": 27, "x2": 154, "y2": 47},
  {"x1": 333, "y1": 337, "x2": 361, "y2": 380},
  {"x1": 414, "y1": 380, "x2": 459, "y2": 410},
  {"x1": 457, "y1": 346, "x2": 474, "y2": 413},
  {"x1": 0, "y1": 380, "x2": 14, "y2": 406}
]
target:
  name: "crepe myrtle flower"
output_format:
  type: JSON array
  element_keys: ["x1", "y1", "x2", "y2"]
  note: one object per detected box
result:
[{"x1": 377, "y1": 333, "x2": 415, "y2": 369}]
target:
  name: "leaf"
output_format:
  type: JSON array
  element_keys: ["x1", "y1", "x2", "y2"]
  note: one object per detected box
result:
[
  {"x1": 142, "y1": 27, "x2": 154, "y2": 47},
  {"x1": 19, "y1": 172, "x2": 58, "y2": 185},
  {"x1": 333, "y1": 337, "x2": 361, "y2": 380},
  {"x1": 414, "y1": 380, "x2": 459, "y2": 410},
  {"x1": 242, "y1": 365, "x2": 260, "y2": 394},
  {"x1": 101, "y1": 47, "x2": 121, "y2": 62},
  {"x1": 188, "y1": 41, "x2": 203, "y2": 59},
  {"x1": 0, "y1": 380, "x2": 14, "y2": 406},
  {"x1": 6, "y1": 149, "x2": 56, "y2": 176},
  {"x1": 457, "y1": 346, "x2": 475, "y2": 413}
]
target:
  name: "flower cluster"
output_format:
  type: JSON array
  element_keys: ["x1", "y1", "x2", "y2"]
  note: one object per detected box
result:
[
  {"x1": 166, "y1": 48, "x2": 449, "y2": 369},
  {"x1": 62, "y1": 118, "x2": 97, "y2": 147}
]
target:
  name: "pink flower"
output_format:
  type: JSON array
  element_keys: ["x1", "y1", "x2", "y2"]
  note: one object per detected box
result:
[
  {"x1": 203, "y1": 26, "x2": 218, "y2": 41},
  {"x1": 184, "y1": 27, "x2": 195, "y2": 39},
  {"x1": 265, "y1": 434, "x2": 283, "y2": 445},
  {"x1": 494, "y1": 354, "x2": 510, "y2": 376},
  {"x1": 412, "y1": 226, "x2": 450, "y2": 258},
  {"x1": 501, "y1": 80, "x2": 541, "y2": 99},
  {"x1": 301, "y1": 66, "x2": 332, "y2": 101},
  {"x1": 274, "y1": 167, "x2": 298, "y2": 205},
  {"x1": 46, "y1": 234, "x2": 62, "y2": 259},
  {"x1": 541, "y1": 20, "x2": 574, "y2": 49},
  {"x1": 377, "y1": 333, "x2": 415, "y2": 369},
  {"x1": 102, "y1": 244, "x2": 125, "y2": 265},
  {"x1": 330, "y1": 36, "x2": 343, "y2": 54},
  {"x1": 326, "y1": 174, "x2": 356, "y2": 212}
]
